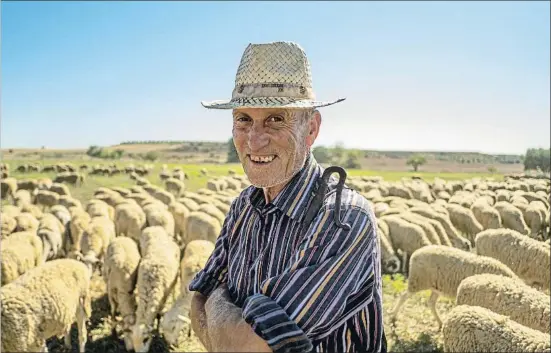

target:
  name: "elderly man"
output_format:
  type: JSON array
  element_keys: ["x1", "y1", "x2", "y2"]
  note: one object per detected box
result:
[{"x1": 189, "y1": 41, "x2": 386, "y2": 353}]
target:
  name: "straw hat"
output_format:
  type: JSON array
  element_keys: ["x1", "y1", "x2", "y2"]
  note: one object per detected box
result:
[{"x1": 201, "y1": 41, "x2": 346, "y2": 109}]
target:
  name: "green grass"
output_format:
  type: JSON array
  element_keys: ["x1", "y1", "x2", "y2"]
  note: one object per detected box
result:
[
  {"x1": 345, "y1": 168, "x2": 505, "y2": 182},
  {"x1": 3, "y1": 159, "x2": 506, "y2": 205}
]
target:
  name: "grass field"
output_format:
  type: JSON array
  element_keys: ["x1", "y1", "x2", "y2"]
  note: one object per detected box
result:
[
  {"x1": 2, "y1": 158, "x2": 503, "y2": 352},
  {"x1": 3, "y1": 158, "x2": 507, "y2": 204}
]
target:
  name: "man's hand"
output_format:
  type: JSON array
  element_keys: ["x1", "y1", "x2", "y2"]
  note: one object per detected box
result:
[
  {"x1": 190, "y1": 292, "x2": 211, "y2": 350},
  {"x1": 205, "y1": 285, "x2": 272, "y2": 352}
]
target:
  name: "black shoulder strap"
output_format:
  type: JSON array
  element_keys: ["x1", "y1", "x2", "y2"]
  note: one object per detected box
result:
[{"x1": 303, "y1": 165, "x2": 352, "y2": 231}]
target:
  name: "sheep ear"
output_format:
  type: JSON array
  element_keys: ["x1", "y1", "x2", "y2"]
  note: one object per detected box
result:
[{"x1": 178, "y1": 315, "x2": 191, "y2": 324}]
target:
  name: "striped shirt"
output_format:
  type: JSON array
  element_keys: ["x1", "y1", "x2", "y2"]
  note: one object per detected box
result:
[{"x1": 189, "y1": 153, "x2": 385, "y2": 353}]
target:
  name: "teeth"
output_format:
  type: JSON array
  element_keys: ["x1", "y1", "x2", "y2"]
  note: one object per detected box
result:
[{"x1": 250, "y1": 155, "x2": 275, "y2": 163}]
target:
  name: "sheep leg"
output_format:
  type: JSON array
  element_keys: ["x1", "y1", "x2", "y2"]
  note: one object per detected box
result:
[
  {"x1": 76, "y1": 299, "x2": 89, "y2": 352},
  {"x1": 108, "y1": 286, "x2": 119, "y2": 337},
  {"x1": 41, "y1": 239, "x2": 52, "y2": 264},
  {"x1": 64, "y1": 324, "x2": 72, "y2": 349},
  {"x1": 40, "y1": 342, "x2": 49, "y2": 353},
  {"x1": 390, "y1": 291, "x2": 410, "y2": 323},
  {"x1": 401, "y1": 251, "x2": 408, "y2": 274},
  {"x1": 427, "y1": 290, "x2": 442, "y2": 330}
]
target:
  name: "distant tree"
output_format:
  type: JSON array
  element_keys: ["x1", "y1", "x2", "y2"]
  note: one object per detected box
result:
[
  {"x1": 143, "y1": 151, "x2": 159, "y2": 161},
  {"x1": 113, "y1": 149, "x2": 125, "y2": 159},
  {"x1": 226, "y1": 137, "x2": 239, "y2": 163},
  {"x1": 312, "y1": 146, "x2": 332, "y2": 163},
  {"x1": 86, "y1": 145, "x2": 103, "y2": 158},
  {"x1": 524, "y1": 148, "x2": 550, "y2": 173},
  {"x1": 487, "y1": 165, "x2": 497, "y2": 174},
  {"x1": 344, "y1": 151, "x2": 362, "y2": 169},
  {"x1": 406, "y1": 154, "x2": 427, "y2": 172}
]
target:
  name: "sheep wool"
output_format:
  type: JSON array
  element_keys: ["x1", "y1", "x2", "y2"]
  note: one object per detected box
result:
[
  {"x1": 161, "y1": 239, "x2": 215, "y2": 346},
  {"x1": 184, "y1": 211, "x2": 223, "y2": 246},
  {"x1": 131, "y1": 227, "x2": 181, "y2": 352},
  {"x1": 390, "y1": 245, "x2": 518, "y2": 329},
  {"x1": 444, "y1": 203, "x2": 483, "y2": 245},
  {"x1": 470, "y1": 199, "x2": 502, "y2": 230},
  {"x1": 375, "y1": 220, "x2": 400, "y2": 274},
  {"x1": 494, "y1": 201, "x2": 530, "y2": 235},
  {"x1": 442, "y1": 305, "x2": 550, "y2": 353},
  {"x1": 103, "y1": 236, "x2": 142, "y2": 351},
  {"x1": 1, "y1": 231, "x2": 43, "y2": 285},
  {"x1": 475, "y1": 228, "x2": 551, "y2": 290},
  {"x1": 409, "y1": 206, "x2": 470, "y2": 250},
  {"x1": 1, "y1": 259, "x2": 92, "y2": 352},
  {"x1": 456, "y1": 274, "x2": 550, "y2": 334},
  {"x1": 114, "y1": 201, "x2": 147, "y2": 241}
]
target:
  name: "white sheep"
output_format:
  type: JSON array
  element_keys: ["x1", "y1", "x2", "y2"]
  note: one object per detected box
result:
[
  {"x1": 86, "y1": 198, "x2": 115, "y2": 220},
  {"x1": 130, "y1": 226, "x2": 181, "y2": 352},
  {"x1": 161, "y1": 239, "x2": 215, "y2": 345},
  {"x1": 1, "y1": 259, "x2": 92, "y2": 352},
  {"x1": 78, "y1": 215, "x2": 116, "y2": 272},
  {"x1": 444, "y1": 203, "x2": 484, "y2": 245},
  {"x1": 197, "y1": 203, "x2": 225, "y2": 225},
  {"x1": 184, "y1": 211, "x2": 222, "y2": 245},
  {"x1": 470, "y1": 198, "x2": 502, "y2": 230},
  {"x1": 390, "y1": 244, "x2": 518, "y2": 329},
  {"x1": 103, "y1": 236, "x2": 142, "y2": 351},
  {"x1": 66, "y1": 209, "x2": 91, "y2": 259},
  {"x1": 1, "y1": 213, "x2": 17, "y2": 238},
  {"x1": 14, "y1": 212, "x2": 40, "y2": 233},
  {"x1": 494, "y1": 201, "x2": 530, "y2": 235},
  {"x1": 378, "y1": 215, "x2": 432, "y2": 272},
  {"x1": 525, "y1": 201, "x2": 549, "y2": 239},
  {"x1": 442, "y1": 305, "x2": 550, "y2": 352},
  {"x1": 169, "y1": 201, "x2": 191, "y2": 247},
  {"x1": 1, "y1": 231, "x2": 43, "y2": 285},
  {"x1": 143, "y1": 203, "x2": 176, "y2": 238},
  {"x1": 37, "y1": 213, "x2": 66, "y2": 262},
  {"x1": 376, "y1": 221, "x2": 400, "y2": 274},
  {"x1": 115, "y1": 201, "x2": 147, "y2": 241},
  {"x1": 456, "y1": 273, "x2": 550, "y2": 333},
  {"x1": 474, "y1": 228, "x2": 551, "y2": 290},
  {"x1": 398, "y1": 211, "x2": 441, "y2": 245},
  {"x1": 409, "y1": 206, "x2": 471, "y2": 250}
]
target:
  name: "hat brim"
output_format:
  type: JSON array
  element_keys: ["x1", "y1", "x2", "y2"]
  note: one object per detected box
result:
[{"x1": 201, "y1": 97, "x2": 346, "y2": 110}]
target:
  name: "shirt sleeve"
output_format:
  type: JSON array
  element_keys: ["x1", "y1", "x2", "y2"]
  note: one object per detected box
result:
[
  {"x1": 241, "y1": 205, "x2": 378, "y2": 353},
  {"x1": 188, "y1": 198, "x2": 238, "y2": 297}
]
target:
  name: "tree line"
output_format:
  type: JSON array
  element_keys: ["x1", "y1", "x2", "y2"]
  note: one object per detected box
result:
[
  {"x1": 227, "y1": 138, "x2": 550, "y2": 175},
  {"x1": 523, "y1": 148, "x2": 550, "y2": 173}
]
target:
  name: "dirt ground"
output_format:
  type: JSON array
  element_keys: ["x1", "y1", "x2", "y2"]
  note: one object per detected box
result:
[{"x1": 46, "y1": 273, "x2": 450, "y2": 353}]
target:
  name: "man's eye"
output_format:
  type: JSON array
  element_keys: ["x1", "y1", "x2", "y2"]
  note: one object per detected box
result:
[
  {"x1": 267, "y1": 115, "x2": 284, "y2": 123},
  {"x1": 235, "y1": 116, "x2": 250, "y2": 123}
]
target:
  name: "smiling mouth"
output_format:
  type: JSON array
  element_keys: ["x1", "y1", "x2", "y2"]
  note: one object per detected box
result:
[{"x1": 248, "y1": 154, "x2": 277, "y2": 165}]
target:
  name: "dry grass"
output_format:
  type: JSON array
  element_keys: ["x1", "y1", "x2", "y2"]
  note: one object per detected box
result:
[{"x1": 43, "y1": 273, "x2": 450, "y2": 352}]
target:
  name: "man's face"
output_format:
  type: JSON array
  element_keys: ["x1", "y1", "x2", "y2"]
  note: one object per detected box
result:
[{"x1": 232, "y1": 107, "x2": 320, "y2": 189}]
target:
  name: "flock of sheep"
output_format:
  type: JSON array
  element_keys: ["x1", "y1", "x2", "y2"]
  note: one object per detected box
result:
[
  {"x1": 1, "y1": 160, "x2": 550, "y2": 352},
  {"x1": 345, "y1": 174, "x2": 550, "y2": 351},
  {"x1": 1, "y1": 162, "x2": 246, "y2": 352}
]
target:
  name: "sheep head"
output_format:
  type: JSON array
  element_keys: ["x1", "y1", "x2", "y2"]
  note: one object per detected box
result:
[
  {"x1": 130, "y1": 322, "x2": 155, "y2": 352},
  {"x1": 160, "y1": 309, "x2": 191, "y2": 346}
]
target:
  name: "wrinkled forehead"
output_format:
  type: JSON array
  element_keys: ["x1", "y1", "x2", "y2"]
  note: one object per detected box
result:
[{"x1": 232, "y1": 107, "x2": 309, "y2": 119}]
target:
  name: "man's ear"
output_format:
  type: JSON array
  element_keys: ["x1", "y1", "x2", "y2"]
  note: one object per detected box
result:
[{"x1": 306, "y1": 110, "x2": 321, "y2": 147}]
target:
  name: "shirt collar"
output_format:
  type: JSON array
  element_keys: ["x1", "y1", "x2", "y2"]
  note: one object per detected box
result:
[{"x1": 247, "y1": 153, "x2": 322, "y2": 222}]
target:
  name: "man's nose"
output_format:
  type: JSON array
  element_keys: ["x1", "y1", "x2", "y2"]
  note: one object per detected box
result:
[{"x1": 247, "y1": 124, "x2": 270, "y2": 152}]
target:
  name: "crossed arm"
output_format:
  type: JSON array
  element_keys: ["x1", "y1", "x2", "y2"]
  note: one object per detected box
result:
[
  {"x1": 189, "y1": 204, "x2": 378, "y2": 353},
  {"x1": 190, "y1": 286, "x2": 271, "y2": 352}
]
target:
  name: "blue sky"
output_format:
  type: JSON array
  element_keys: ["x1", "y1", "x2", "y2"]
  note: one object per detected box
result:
[{"x1": 1, "y1": 1, "x2": 549, "y2": 154}]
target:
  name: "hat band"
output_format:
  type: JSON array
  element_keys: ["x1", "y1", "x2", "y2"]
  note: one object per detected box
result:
[{"x1": 231, "y1": 83, "x2": 315, "y2": 100}]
